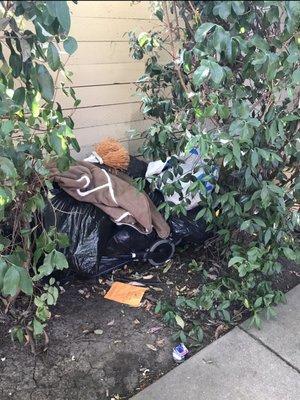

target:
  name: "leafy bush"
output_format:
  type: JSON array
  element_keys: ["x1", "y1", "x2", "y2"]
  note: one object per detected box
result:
[
  {"x1": 130, "y1": 1, "x2": 300, "y2": 327},
  {"x1": 0, "y1": 1, "x2": 79, "y2": 343}
]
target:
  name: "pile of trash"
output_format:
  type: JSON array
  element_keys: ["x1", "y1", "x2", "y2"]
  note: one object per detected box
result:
[{"x1": 44, "y1": 139, "x2": 216, "y2": 279}]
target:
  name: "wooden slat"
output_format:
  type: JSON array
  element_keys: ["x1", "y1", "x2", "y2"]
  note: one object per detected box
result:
[
  {"x1": 70, "y1": 16, "x2": 160, "y2": 42},
  {"x1": 62, "y1": 63, "x2": 145, "y2": 87},
  {"x1": 57, "y1": 83, "x2": 139, "y2": 109},
  {"x1": 74, "y1": 119, "x2": 151, "y2": 148},
  {"x1": 62, "y1": 41, "x2": 171, "y2": 66},
  {"x1": 71, "y1": 102, "x2": 143, "y2": 129},
  {"x1": 65, "y1": 41, "x2": 132, "y2": 65},
  {"x1": 69, "y1": 1, "x2": 153, "y2": 20}
]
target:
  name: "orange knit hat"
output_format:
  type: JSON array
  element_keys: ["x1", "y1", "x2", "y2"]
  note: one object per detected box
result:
[{"x1": 95, "y1": 138, "x2": 130, "y2": 171}]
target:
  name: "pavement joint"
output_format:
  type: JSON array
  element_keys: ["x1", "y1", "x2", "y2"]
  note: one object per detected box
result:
[{"x1": 238, "y1": 325, "x2": 300, "y2": 374}]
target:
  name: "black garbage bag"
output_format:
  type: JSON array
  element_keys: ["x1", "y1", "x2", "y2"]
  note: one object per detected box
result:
[
  {"x1": 43, "y1": 189, "x2": 175, "y2": 279},
  {"x1": 43, "y1": 191, "x2": 115, "y2": 278},
  {"x1": 127, "y1": 155, "x2": 148, "y2": 179},
  {"x1": 106, "y1": 225, "x2": 158, "y2": 256},
  {"x1": 168, "y1": 207, "x2": 210, "y2": 245}
]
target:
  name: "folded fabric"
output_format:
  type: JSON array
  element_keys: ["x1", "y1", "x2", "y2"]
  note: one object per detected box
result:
[{"x1": 48, "y1": 160, "x2": 170, "y2": 239}]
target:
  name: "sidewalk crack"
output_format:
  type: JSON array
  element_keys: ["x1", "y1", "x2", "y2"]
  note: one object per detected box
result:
[{"x1": 238, "y1": 326, "x2": 300, "y2": 374}]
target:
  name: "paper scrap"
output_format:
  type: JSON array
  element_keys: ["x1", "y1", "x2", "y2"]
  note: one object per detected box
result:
[{"x1": 104, "y1": 282, "x2": 148, "y2": 307}]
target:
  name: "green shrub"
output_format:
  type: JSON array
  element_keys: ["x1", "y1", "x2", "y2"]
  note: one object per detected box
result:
[
  {"x1": 0, "y1": 1, "x2": 79, "y2": 342},
  {"x1": 130, "y1": 1, "x2": 299, "y2": 327}
]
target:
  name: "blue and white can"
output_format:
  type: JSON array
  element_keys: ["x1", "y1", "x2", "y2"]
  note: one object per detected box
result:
[{"x1": 172, "y1": 343, "x2": 189, "y2": 363}]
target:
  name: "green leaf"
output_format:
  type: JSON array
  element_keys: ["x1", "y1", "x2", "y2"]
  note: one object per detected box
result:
[
  {"x1": 232, "y1": 141, "x2": 241, "y2": 168},
  {"x1": 0, "y1": 259, "x2": 8, "y2": 290},
  {"x1": 1, "y1": 120, "x2": 14, "y2": 135},
  {"x1": 195, "y1": 208, "x2": 206, "y2": 220},
  {"x1": 47, "y1": 43, "x2": 60, "y2": 71},
  {"x1": 51, "y1": 250, "x2": 68, "y2": 270},
  {"x1": 9, "y1": 53, "x2": 22, "y2": 78},
  {"x1": 251, "y1": 150, "x2": 259, "y2": 168},
  {"x1": 282, "y1": 247, "x2": 296, "y2": 261},
  {"x1": 20, "y1": 38, "x2": 31, "y2": 62},
  {"x1": 63, "y1": 37, "x2": 78, "y2": 55},
  {"x1": 17, "y1": 266, "x2": 33, "y2": 296},
  {"x1": 47, "y1": 130, "x2": 68, "y2": 156},
  {"x1": 251, "y1": 34, "x2": 269, "y2": 51},
  {"x1": 36, "y1": 64, "x2": 54, "y2": 102},
  {"x1": 264, "y1": 228, "x2": 272, "y2": 245},
  {"x1": 232, "y1": 1, "x2": 245, "y2": 15},
  {"x1": 213, "y1": 2, "x2": 232, "y2": 20},
  {"x1": 195, "y1": 23, "x2": 216, "y2": 42},
  {"x1": 2, "y1": 266, "x2": 20, "y2": 296},
  {"x1": 155, "y1": 9, "x2": 163, "y2": 21},
  {"x1": 193, "y1": 65, "x2": 210, "y2": 88},
  {"x1": 175, "y1": 314, "x2": 185, "y2": 329},
  {"x1": 254, "y1": 297, "x2": 263, "y2": 308},
  {"x1": 253, "y1": 217, "x2": 266, "y2": 227},
  {"x1": 209, "y1": 61, "x2": 224, "y2": 84},
  {"x1": 33, "y1": 319, "x2": 44, "y2": 335},
  {"x1": 240, "y1": 220, "x2": 251, "y2": 230},
  {"x1": 46, "y1": 1, "x2": 70, "y2": 34},
  {"x1": 12, "y1": 87, "x2": 25, "y2": 106},
  {"x1": 228, "y1": 256, "x2": 244, "y2": 267},
  {"x1": 222, "y1": 309, "x2": 231, "y2": 322},
  {"x1": 292, "y1": 69, "x2": 300, "y2": 85},
  {"x1": 0, "y1": 156, "x2": 17, "y2": 178}
]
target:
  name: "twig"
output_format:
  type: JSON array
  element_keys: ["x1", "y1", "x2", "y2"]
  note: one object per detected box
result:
[{"x1": 163, "y1": 2, "x2": 189, "y2": 95}]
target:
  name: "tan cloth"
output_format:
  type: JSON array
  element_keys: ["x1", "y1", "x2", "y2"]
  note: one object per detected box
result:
[{"x1": 49, "y1": 161, "x2": 170, "y2": 239}]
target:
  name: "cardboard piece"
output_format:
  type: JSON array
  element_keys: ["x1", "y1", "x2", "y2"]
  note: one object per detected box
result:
[{"x1": 104, "y1": 282, "x2": 148, "y2": 307}]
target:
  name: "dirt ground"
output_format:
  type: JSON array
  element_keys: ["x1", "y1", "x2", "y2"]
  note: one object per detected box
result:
[{"x1": 0, "y1": 247, "x2": 299, "y2": 400}]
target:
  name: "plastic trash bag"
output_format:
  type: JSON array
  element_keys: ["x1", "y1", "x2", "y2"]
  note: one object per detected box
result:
[
  {"x1": 168, "y1": 207, "x2": 210, "y2": 245},
  {"x1": 43, "y1": 189, "x2": 175, "y2": 279},
  {"x1": 43, "y1": 192, "x2": 115, "y2": 278},
  {"x1": 106, "y1": 225, "x2": 157, "y2": 256}
]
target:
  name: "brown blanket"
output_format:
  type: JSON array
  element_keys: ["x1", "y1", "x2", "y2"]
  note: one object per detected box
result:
[{"x1": 49, "y1": 161, "x2": 170, "y2": 239}]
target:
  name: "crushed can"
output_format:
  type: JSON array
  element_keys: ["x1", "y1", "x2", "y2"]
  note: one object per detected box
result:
[{"x1": 172, "y1": 343, "x2": 189, "y2": 363}]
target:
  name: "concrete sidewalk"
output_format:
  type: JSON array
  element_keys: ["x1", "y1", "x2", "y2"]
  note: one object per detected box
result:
[{"x1": 131, "y1": 285, "x2": 300, "y2": 400}]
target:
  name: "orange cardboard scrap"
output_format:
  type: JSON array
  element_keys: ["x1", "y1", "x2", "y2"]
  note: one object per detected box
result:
[{"x1": 104, "y1": 282, "x2": 148, "y2": 307}]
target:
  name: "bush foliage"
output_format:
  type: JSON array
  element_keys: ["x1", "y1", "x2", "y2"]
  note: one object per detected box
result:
[
  {"x1": 130, "y1": 1, "x2": 300, "y2": 328},
  {"x1": 0, "y1": 1, "x2": 78, "y2": 343}
]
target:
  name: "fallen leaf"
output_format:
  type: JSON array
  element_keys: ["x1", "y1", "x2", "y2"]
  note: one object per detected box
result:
[
  {"x1": 163, "y1": 260, "x2": 173, "y2": 273},
  {"x1": 150, "y1": 286, "x2": 163, "y2": 292},
  {"x1": 107, "y1": 319, "x2": 115, "y2": 326},
  {"x1": 156, "y1": 338, "x2": 165, "y2": 348},
  {"x1": 129, "y1": 281, "x2": 147, "y2": 287},
  {"x1": 142, "y1": 274, "x2": 154, "y2": 280},
  {"x1": 78, "y1": 289, "x2": 85, "y2": 295},
  {"x1": 175, "y1": 314, "x2": 185, "y2": 329},
  {"x1": 114, "y1": 340, "x2": 122, "y2": 344},
  {"x1": 207, "y1": 274, "x2": 218, "y2": 280},
  {"x1": 133, "y1": 319, "x2": 140, "y2": 325},
  {"x1": 146, "y1": 344, "x2": 158, "y2": 352},
  {"x1": 147, "y1": 326, "x2": 162, "y2": 334},
  {"x1": 166, "y1": 280, "x2": 174, "y2": 285},
  {"x1": 142, "y1": 299, "x2": 153, "y2": 312},
  {"x1": 94, "y1": 329, "x2": 103, "y2": 335},
  {"x1": 214, "y1": 324, "x2": 228, "y2": 339}
]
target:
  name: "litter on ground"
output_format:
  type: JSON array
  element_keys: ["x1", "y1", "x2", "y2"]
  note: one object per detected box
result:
[{"x1": 104, "y1": 281, "x2": 148, "y2": 307}]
